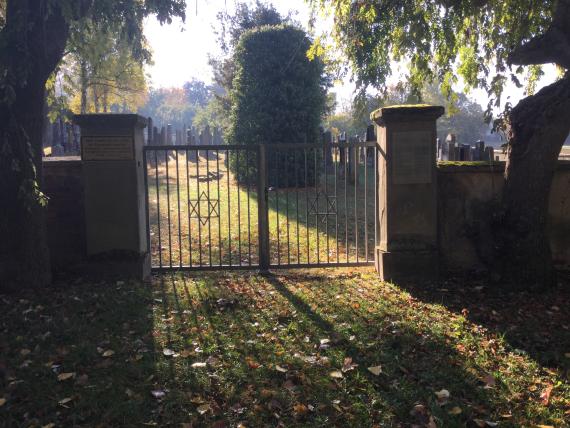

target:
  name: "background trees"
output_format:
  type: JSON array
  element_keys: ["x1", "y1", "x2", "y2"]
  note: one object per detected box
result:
[
  {"x1": 311, "y1": 0, "x2": 570, "y2": 290},
  {"x1": 227, "y1": 24, "x2": 328, "y2": 184}
]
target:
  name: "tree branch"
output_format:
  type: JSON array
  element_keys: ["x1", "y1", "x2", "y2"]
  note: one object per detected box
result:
[{"x1": 509, "y1": 0, "x2": 570, "y2": 69}]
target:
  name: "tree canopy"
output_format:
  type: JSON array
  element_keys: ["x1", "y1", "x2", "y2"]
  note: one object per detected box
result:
[
  {"x1": 227, "y1": 25, "x2": 328, "y2": 147},
  {"x1": 310, "y1": 0, "x2": 563, "y2": 112}
]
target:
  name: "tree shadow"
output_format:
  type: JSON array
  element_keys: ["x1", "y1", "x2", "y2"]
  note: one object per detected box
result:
[
  {"x1": 0, "y1": 276, "x2": 158, "y2": 426},
  {"x1": 392, "y1": 274, "x2": 570, "y2": 373}
]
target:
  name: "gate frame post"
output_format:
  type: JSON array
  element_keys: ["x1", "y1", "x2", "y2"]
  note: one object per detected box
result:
[
  {"x1": 257, "y1": 144, "x2": 270, "y2": 271},
  {"x1": 371, "y1": 105, "x2": 444, "y2": 283}
]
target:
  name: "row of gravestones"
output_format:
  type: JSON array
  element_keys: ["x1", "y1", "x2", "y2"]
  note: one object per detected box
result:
[
  {"x1": 44, "y1": 119, "x2": 81, "y2": 156},
  {"x1": 146, "y1": 118, "x2": 223, "y2": 147},
  {"x1": 438, "y1": 134, "x2": 497, "y2": 162}
]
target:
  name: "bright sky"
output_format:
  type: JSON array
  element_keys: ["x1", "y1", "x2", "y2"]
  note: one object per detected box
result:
[{"x1": 144, "y1": 0, "x2": 558, "y2": 111}]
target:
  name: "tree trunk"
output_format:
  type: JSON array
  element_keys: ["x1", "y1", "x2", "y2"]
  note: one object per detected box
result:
[
  {"x1": 497, "y1": 74, "x2": 570, "y2": 291},
  {"x1": 80, "y1": 60, "x2": 88, "y2": 114},
  {"x1": 0, "y1": 1, "x2": 70, "y2": 291}
]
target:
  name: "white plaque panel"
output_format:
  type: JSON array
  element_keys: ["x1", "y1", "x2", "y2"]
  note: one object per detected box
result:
[
  {"x1": 82, "y1": 136, "x2": 134, "y2": 161},
  {"x1": 392, "y1": 131, "x2": 432, "y2": 184}
]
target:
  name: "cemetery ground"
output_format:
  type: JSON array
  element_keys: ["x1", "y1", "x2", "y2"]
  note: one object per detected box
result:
[{"x1": 1, "y1": 269, "x2": 569, "y2": 427}]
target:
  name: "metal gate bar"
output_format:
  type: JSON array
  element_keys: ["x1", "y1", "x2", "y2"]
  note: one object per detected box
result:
[{"x1": 144, "y1": 142, "x2": 378, "y2": 271}]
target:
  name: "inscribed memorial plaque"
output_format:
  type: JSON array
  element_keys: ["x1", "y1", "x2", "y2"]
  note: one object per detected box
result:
[
  {"x1": 82, "y1": 136, "x2": 134, "y2": 161},
  {"x1": 392, "y1": 131, "x2": 432, "y2": 184}
]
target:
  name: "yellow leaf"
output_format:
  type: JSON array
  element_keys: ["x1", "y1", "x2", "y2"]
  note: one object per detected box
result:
[
  {"x1": 57, "y1": 372, "x2": 75, "y2": 381},
  {"x1": 102, "y1": 350, "x2": 115, "y2": 358},
  {"x1": 0, "y1": 398, "x2": 6, "y2": 407},
  {"x1": 329, "y1": 371, "x2": 343, "y2": 379},
  {"x1": 448, "y1": 406, "x2": 462, "y2": 415},
  {"x1": 197, "y1": 404, "x2": 210, "y2": 415},
  {"x1": 367, "y1": 366, "x2": 382, "y2": 376}
]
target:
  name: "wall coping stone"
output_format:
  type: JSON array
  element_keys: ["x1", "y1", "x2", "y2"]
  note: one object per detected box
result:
[
  {"x1": 437, "y1": 160, "x2": 570, "y2": 173},
  {"x1": 371, "y1": 104, "x2": 445, "y2": 124}
]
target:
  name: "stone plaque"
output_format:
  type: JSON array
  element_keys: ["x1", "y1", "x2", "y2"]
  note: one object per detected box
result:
[
  {"x1": 82, "y1": 136, "x2": 134, "y2": 161},
  {"x1": 392, "y1": 131, "x2": 432, "y2": 184}
]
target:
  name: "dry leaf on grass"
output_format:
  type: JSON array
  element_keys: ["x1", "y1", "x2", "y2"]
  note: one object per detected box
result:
[{"x1": 367, "y1": 366, "x2": 382, "y2": 376}]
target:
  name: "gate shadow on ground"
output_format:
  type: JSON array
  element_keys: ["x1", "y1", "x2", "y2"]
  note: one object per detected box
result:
[
  {"x1": 146, "y1": 270, "x2": 566, "y2": 426},
  {"x1": 392, "y1": 275, "x2": 570, "y2": 373}
]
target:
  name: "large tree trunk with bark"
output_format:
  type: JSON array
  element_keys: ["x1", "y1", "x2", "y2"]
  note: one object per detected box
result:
[
  {"x1": 497, "y1": 75, "x2": 570, "y2": 290},
  {"x1": 0, "y1": 1, "x2": 70, "y2": 291}
]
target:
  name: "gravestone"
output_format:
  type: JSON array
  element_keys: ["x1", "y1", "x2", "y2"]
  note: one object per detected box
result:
[{"x1": 371, "y1": 105, "x2": 444, "y2": 282}]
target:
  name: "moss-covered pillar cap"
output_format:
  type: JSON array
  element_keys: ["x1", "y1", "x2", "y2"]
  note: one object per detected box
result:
[{"x1": 371, "y1": 104, "x2": 444, "y2": 126}]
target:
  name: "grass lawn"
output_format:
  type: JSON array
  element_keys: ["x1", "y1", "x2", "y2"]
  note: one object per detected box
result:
[{"x1": 1, "y1": 269, "x2": 569, "y2": 427}]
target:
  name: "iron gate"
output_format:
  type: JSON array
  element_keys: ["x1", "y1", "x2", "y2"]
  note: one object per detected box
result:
[{"x1": 143, "y1": 142, "x2": 378, "y2": 271}]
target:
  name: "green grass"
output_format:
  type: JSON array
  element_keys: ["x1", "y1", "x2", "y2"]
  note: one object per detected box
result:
[{"x1": 1, "y1": 270, "x2": 568, "y2": 427}]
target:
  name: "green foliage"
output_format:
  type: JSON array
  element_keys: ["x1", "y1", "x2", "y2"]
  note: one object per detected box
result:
[
  {"x1": 227, "y1": 25, "x2": 328, "y2": 185},
  {"x1": 310, "y1": 0, "x2": 557, "y2": 116},
  {"x1": 209, "y1": 1, "x2": 291, "y2": 135}
]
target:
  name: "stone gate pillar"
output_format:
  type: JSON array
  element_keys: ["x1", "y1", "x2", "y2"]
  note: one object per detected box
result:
[
  {"x1": 74, "y1": 114, "x2": 150, "y2": 280},
  {"x1": 371, "y1": 105, "x2": 444, "y2": 282}
]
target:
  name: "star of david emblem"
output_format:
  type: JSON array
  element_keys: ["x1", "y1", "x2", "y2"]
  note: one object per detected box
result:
[
  {"x1": 189, "y1": 191, "x2": 220, "y2": 225},
  {"x1": 309, "y1": 191, "x2": 337, "y2": 225}
]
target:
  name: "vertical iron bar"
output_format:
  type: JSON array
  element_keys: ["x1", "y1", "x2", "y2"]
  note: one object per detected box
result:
[
  {"x1": 257, "y1": 144, "x2": 270, "y2": 270},
  {"x1": 155, "y1": 151, "x2": 162, "y2": 268},
  {"x1": 295, "y1": 149, "x2": 300, "y2": 264},
  {"x1": 365, "y1": 146, "x2": 369, "y2": 262},
  {"x1": 315, "y1": 147, "x2": 320, "y2": 264},
  {"x1": 355, "y1": 145, "x2": 359, "y2": 263},
  {"x1": 143, "y1": 149, "x2": 151, "y2": 256},
  {"x1": 246, "y1": 149, "x2": 252, "y2": 266},
  {"x1": 334, "y1": 145, "x2": 339, "y2": 264},
  {"x1": 227, "y1": 149, "x2": 232, "y2": 266},
  {"x1": 275, "y1": 151, "x2": 280, "y2": 265},
  {"x1": 206, "y1": 150, "x2": 213, "y2": 267},
  {"x1": 344, "y1": 145, "x2": 349, "y2": 263},
  {"x1": 186, "y1": 149, "x2": 192, "y2": 267},
  {"x1": 236, "y1": 150, "x2": 242, "y2": 265},
  {"x1": 305, "y1": 149, "x2": 309, "y2": 264},
  {"x1": 216, "y1": 150, "x2": 222, "y2": 266},
  {"x1": 285, "y1": 151, "x2": 290, "y2": 265},
  {"x1": 176, "y1": 151, "x2": 182, "y2": 268},
  {"x1": 165, "y1": 150, "x2": 173, "y2": 267},
  {"x1": 195, "y1": 150, "x2": 202, "y2": 266},
  {"x1": 324, "y1": 145, "x2": 329, "y2": 263}
]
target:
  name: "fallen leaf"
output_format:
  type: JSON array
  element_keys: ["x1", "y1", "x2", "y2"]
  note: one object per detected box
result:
[
  {"x1": 197, "y1": 404, "x2": 210, "y2": 415},
  {"x1": 42, "y1": 424, "x2": 55, "y2": 428},
  {"x1": 275, "y1": 365, "x2": 288, "y2": 373},
  {"x1": 342, "y1": 357, "x2": 358, "y2": 372},
  {"x1": 481, "y1": 374, "x2": 496, "y2": 388},
  {"x1": 367, "y1": 366, "x2": 382, "y2": 376},
  {"x1": 20, "y1": 349, "x2": 31, "y2": 356},
  {"x1": 435, "y1": 389, "x2": 450, "y2": 405},
  {"x1": 191, "y1": 362, "x2": 207, "y2": 368},
  {"x1": 58, "y1": 397, "x2": 73, "y2": 406},
  {"x1": 0, "y1": 398, "x2": 6, "y2": 407},
  {"x1": 246, "y1": 357, "x2": 261, "y2": 369},
  {"x1": 102, "y1": 350, "x2": 115, "y2": 358},
  {"x1": 180, "y1": 350, "x2": 192, "y2": 358},
  {"x1": 293, "y1": 403, "x2": 309, "y2": 417},
  {"x1": 57, "y1": 372, "x2": 75, "y2": 381},
  {"x1": 151, "y1": 390, "x2": 166, "y2": 399},
  {"x1": 329, "y1": 370, "x2": 343, "y2": 379},
  {"x1": 163, "y1": 348, "x2": 177, "y2": 357},
  {"x1": 448, "y1": 406, "x2": 462, "y2": 415},
  {"x1": 540, "y1": 385, "x2": 553, "y2": 406}
]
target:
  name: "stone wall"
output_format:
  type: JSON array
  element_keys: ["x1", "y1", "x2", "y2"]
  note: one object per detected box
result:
[
  {"x1": 438, "y1": 161, "x2": 570, "y2": 272},
  {"x1": 42, "y1": 157, "x2": 86, "y2": 269}
]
